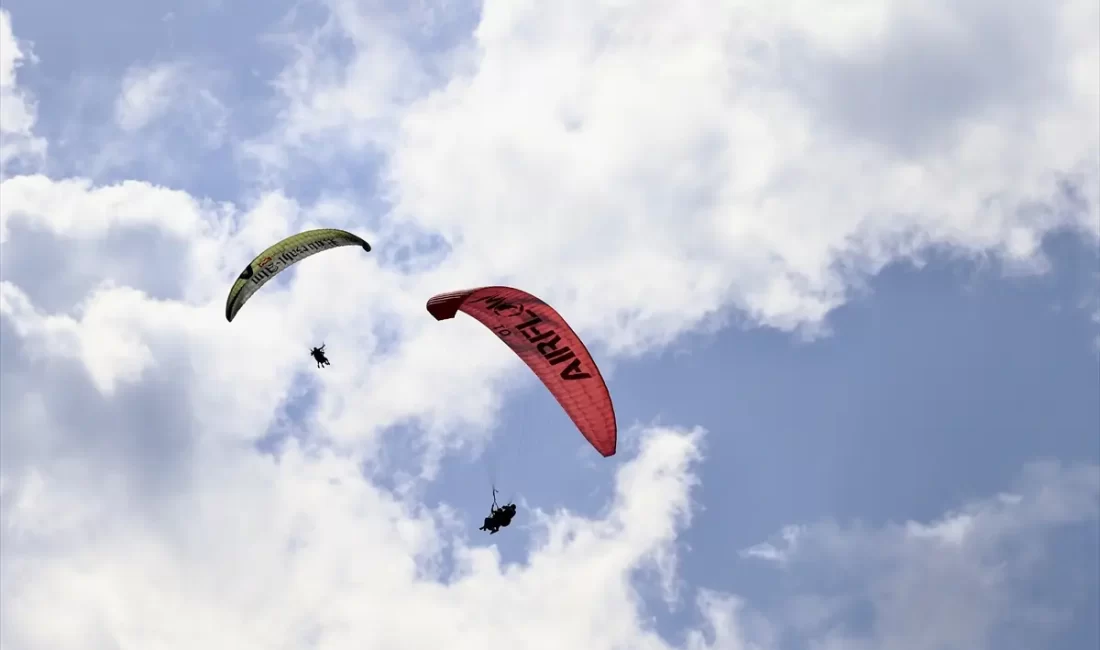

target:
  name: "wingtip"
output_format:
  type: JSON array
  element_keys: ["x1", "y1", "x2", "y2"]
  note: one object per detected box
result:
[{"x1": 426, "y1": 291, "x2": 473, "y2": 321}]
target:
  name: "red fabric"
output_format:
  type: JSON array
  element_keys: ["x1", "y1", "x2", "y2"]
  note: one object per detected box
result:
[{"x1": 427, "y1": 286, "x2": 617, "y2": 457}]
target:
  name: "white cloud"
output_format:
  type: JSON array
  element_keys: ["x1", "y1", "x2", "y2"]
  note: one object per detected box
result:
[
  {"x1": 739, "y1": 525, "x2": 805, "y2": 565},
  {"x1": 743, "y1": 461, "x2": 1100, "y2": 650},
  {"x1": 0, "y1": 175, "x2": 209, "y2": 243},
  {"x1": 0, "y1": 3, "x2": 1097, "y2": 650},
  {"x1": 0, "y1": 9, "x2": 46, "y2": 171},
  {"x1": 1, "y1": 417, "x2": 739, "y2": 650},
  {"x1": 114, "y1": 62, "x2": 184, "y2": 132},
  {"x1": 250, "y1": 0, "x2": 1098, "y2": 349},
  {"x1": 113, "y1": 61, "x2": 228, "y2": 148}
]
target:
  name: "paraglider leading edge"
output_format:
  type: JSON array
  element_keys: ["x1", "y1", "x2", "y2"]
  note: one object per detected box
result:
[
  {"x1": 426, "y1": 285, "x2": 617, "y2": 457},
  {"x1": 225, "y1": 228, "x2": 372, "y2": 322}
]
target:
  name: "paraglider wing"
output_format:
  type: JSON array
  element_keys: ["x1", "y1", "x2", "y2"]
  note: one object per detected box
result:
[
  {"x1": 226, "y1": 228, "x2": 371, "y2": 321},
  {"x1": 427, "y1": 286, "x2": 617, "y2": 456}
]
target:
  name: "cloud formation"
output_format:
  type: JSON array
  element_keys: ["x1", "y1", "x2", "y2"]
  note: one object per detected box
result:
[
  {"x1": 0, "y1": 2, "x2": 1097, "y2": 649},
  {"x1": 253, "y1": 0, "x2": 1099, "y2": 344},
  {"x1": 0, "y1": 9, "x2": 46, "y2": 171},
  {"x1": 743, "y1": 461, "x2": 1100, "y2": 650}
]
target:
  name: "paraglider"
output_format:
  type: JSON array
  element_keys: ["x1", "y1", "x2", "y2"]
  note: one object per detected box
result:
[
  {"x1": 225, "y1": 228, "x2": 371, "y2": 322},
  {"x1": 426, "y1": 285, "x2": 617, "y2": 457},
  {"x1": 223, "y1": 244, "x2": 616, "y2": 533},
  {"x1": 310, "y1": 344, "x2": 330, "y2": 368},
  {"x1": 479, "y1": 489, "x2": 517, "y2": 534}
]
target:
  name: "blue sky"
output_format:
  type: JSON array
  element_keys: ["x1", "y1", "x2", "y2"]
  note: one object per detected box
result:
[{"x1": 1, "y1": 1, "x2": 1098, "y2": 649}]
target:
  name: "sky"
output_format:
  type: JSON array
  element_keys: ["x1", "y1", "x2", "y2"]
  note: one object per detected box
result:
[{"x1": 0, "y1": 0, "x2": 1098, "y2": 649}]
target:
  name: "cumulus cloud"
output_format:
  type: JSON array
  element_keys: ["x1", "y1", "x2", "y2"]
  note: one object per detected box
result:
[
  {"x1": 743, "y1": 461, "x2": 1100, "y2": 650},
  {"x1": 1, "y1": 2, "x2": 1097, "y2": 650},
  {"x1": 0, "y1": 9, "x2": 46, "y2": 171},
  {"x1": 250, "y1": 0, "x2": 1099, "y2": 346},
  {"x1": 2, "y1": 423, "x2": 731, "y2": 650}
]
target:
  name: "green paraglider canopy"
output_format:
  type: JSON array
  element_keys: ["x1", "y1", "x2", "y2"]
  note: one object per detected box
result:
[{"x1": 225, "y1": 228, "x2": 371, "y2": 322}]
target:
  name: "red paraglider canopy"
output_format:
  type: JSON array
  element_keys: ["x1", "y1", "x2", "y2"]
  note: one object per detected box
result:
[{"x1": 427, "y1": 286, "x2": 617, "y2": 457}]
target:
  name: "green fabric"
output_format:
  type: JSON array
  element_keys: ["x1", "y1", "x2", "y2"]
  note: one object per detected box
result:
[{"x1": 225, "y1": 228, "x2": 370, "y2": 321}]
